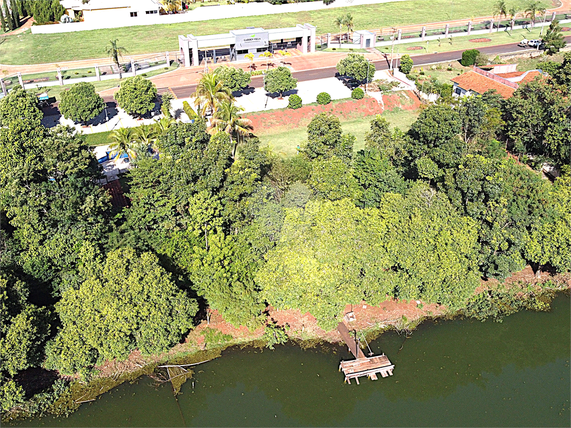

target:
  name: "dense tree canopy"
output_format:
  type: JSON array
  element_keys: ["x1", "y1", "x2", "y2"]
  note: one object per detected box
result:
[
  {"x1": 115, "y1": 76, "x2": 158, "y2": 117},
  {"x1": 336, "y1": 53, "x2": 376, "y2": 83},
  {"x1": 45, "y1": 248, "x2": 198, "y2": 375},
  {"x1": 59, "y1": 82, "x2": 105, "y2": 124}
]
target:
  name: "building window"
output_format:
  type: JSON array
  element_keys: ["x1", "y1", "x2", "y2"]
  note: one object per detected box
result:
[
  {"x1": 130, "y1": 12, "x2": 138, "y2": 17},
  {"x1": 236, "y1": 49, "x2": 248, "y2": 55},
  {"x1": 146, "y1": 10, "x2": 158, "y2": 14}
]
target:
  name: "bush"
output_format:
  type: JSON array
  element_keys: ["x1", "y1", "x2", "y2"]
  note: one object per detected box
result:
[
  {"x1": 461, "y1": 49, "x2": 480, "y2": 66},
  {"x1": 316, "y1": 92, "x2": 331, "y2": 105},
  {"x1": 475, "y1": 52, "x2": 489, "y2": 66},
  {"x1": 336, "y1": 53, "x2": 376, "y2": 83},
  {"x1": 351, "y1": 87, "x2": 364, "y2": 99},
  {"x1": 214, "y1": 66, "x2": 251, "y2": 92},
  {"x1": 399, "y1": 54, "x2": 414, "y2": 74},
  {"x1": 288, "y1": 94, "x2": 303, "y2": 109}
]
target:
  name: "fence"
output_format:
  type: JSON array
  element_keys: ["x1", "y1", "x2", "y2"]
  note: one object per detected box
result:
[{"x1": 1, "y1": 54, "x2": 172, "y2": 95}]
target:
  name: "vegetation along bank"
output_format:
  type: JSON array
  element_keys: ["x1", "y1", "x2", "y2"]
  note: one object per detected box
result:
[{"x1": 1, "y1": 52, "x2": 571, "y2": 421}]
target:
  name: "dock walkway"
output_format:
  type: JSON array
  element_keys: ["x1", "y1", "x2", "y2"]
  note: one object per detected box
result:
[{"x1": 337, "y1": 321, "x2": 394, "y2": 384}]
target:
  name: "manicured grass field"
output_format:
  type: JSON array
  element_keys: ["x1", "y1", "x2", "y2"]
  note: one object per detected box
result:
[
  {"x1": 84, "y1": 130, "x2": 112, "y2": 146},
  {"x1": 257, "y1": 106, "x2": 419, "y2": 157},
  {"x1": 380, "y1": 26, "x2": 571, "y2": 57},
  {"x1": 0, "y1": 0, "x2": 524, "y2": 64}
]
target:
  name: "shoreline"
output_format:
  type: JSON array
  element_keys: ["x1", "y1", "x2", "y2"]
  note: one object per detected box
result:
[{"x1": 3, "y1": 274, "x2": 570, "y2": 424}]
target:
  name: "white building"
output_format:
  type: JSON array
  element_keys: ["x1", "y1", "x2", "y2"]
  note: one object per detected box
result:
[
  {"x1": 61, "y1": 0, "x2": 161, "y2": 25},
  {"x1": 178, "y1": 25, "x2": 316, "y2": 67}
]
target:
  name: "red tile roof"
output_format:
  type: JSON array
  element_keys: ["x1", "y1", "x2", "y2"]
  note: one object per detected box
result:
[{"x1": 451, "y1": 71, "x2": 516, "y2": 99}]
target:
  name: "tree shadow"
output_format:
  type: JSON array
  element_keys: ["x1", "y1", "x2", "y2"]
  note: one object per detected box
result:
[
  {"x1": 265, "y1": 88, "x2": 299, "y2": 99},
  {"x1": 232, "y1": 86, "x2": 256, "y2": 98}
]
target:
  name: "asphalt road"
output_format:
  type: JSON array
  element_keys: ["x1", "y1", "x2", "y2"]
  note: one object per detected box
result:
[
  {"x1": 90, "y1": 35, "x2": 571, "y2": 105},
  {"x1": 164, "y1": 38, "x2": 571, "y2": 99}
]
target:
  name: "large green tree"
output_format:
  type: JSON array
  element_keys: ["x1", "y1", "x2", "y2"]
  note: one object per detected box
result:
[
  {"x1": 59, "y1": 82, "x2": 105, "y2": 124},
  {"x1": 542, "y1": 19, "x2": 566, "y2": 55},
  {"x1": 0, "y1": 87, "x2": 43, "y2": 127},
  {"x1": 336, "y1": 53, "x2": 376, "y2": 83},
  {"x1": 45, "y1": 248, "x2": 198, "y2": 375},
  {"x1": 115, "y1": 76, "x2": 158, "y2": 117},
  {"x1": 263, "y1": 66, "x2": 297, "y2": 98},
  {"x1": 258, "y1": 187, "x2": 481, "y2": 330},
  {"x1": 214, "y1": 66, "x2": 251, "y2": 92},
  {"x1": 302, "y1": 112, "x2": 354, "y2": 163}
]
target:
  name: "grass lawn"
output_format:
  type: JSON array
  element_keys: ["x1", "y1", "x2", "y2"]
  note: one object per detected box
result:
[
  {"x1": 379, "y1": 26, "x2": 571, "y2": 57},
  {"x1": 0, "y1": 0, "x2": 524, "y2": 65},
  {"x1": 84, "y1": 130, "x2": 112, "y2": 146},
  {"x1": 257, "y1": 106, "x2": 419, "y2": 157},
  {"x1": 26, "y1": 64, "x2": 179, "y2": 102}
]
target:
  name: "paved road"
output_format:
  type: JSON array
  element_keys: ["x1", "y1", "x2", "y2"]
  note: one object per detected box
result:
[
  {"x1": 93, "y1": 36, "x2": 571, "y2": 105},
  {"x1": 162, "y1": 39, "x2": 571, "y2": 99}
]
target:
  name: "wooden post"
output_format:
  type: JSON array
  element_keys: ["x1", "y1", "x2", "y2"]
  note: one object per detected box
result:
[
  {"x1": 445, "y1": 24, "x2": 449, "y2": 37},
  {"x1": 17, "y1": 72, "x2": 23, "y2": 87},
  {"x1": 467, "y1": 21, "x2": 472, "y2": 35},
  {"x1": 165, "y1": 51, "x2": 170, "y2": 68},
  {"x1": 95, "y1": 65, "x2": 101, "y2": 81},
  {"x1": 421, "y1": 26, "x2": 426, "y2": 41},
  {"x1": 397, "y1": 29, "x2": 402, "y2": 41},
  {"x1": 57, "y1": 68, "x2": 63, "y2": 85},
  {"x1": 489, "y1": 19, "x2": 494, "y2": 33}
]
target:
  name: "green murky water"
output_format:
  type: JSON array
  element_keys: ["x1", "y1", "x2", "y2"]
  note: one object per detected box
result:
[{"x1": 14, "y1": 295, "x2": 570, "y2": 427}]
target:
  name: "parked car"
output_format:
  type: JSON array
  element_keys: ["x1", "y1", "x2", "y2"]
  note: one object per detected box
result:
[
  {"x1": 518, "y1": 39, "x2": 529, "y2": 47},
  {"x1": 527, "y1": 39, "x2": 542, "y2": 48}
]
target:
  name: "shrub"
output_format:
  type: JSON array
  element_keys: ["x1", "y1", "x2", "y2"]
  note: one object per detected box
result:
[
  {"x1": 461, "y1": 49, "x2": 480, "y2": 66},
  {"x1": 288, "y1": 94, "x2": 303, "y2": 109},
  {"x1": 475, "y1": 52, "x2": 489, "y2": 66},
  {"x1": 316, "y1": 92, "x2": 331, "y2": 105},
  {"x1": 399, "y1": 54, "x2": 414, "y2": 74},
  {"x1": 351, "y1": 87, "x2": 364, "y2": 99}
]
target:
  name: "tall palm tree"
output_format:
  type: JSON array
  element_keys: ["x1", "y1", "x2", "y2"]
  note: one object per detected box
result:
[
  {"x1": 209, "y1": 100, "x2": 253, "y2": 159},
  {"x1": 109, "y1": 127, "x2": 137, "y2": 161},
  {"x1": 525, "y1": 1, "x2": 546, "y2": 28},
  {"x1": 106, "y1": 39, "x2": 128, "y2": 79},
  {"x1": 335, "y1": 15, "x2": 345, "y2": 42},
  {"x1": 509, "y1": 6, "x2": 519, "y2": 30},
  {"x1": 493, "y1": 1, "x2": 508, "y2": 31},
  {"x1": 345, "y1": 13, "x2": 354, "y2": 42},
  {"x1": 191, "y1": 72, "x2": 233, "y2": 118}
]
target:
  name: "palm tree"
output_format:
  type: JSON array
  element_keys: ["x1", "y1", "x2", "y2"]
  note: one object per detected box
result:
[
  {"x1": 161, "y1": 0, "x2": 182, "y2": 13},
  {"x1": 109, "y1": 127, "x2": 137, "y2": 161},
  {"x1": 191, "y1": 72, "x2": 234, "y2": 118},
  {"x1": 135, "y1": 124, "x2": 158, "y2": 152},
  {"x1": 209, "y1": 100, "x2": 253, "y2": 159},
  {"x1": 335, "y1": 15, "x2": 345, "y2": 42},
  {"x1": 154, "y1": 117, "x2": 175, "y2": 136},
  {"x1": 345, "y1": 13, "x2": 355, "y2": 43},
  {"x1": 106, "y1": 39, "x2": 128, "y2": 79},
  {"x1": 509, "y1": 6, "x2": 519, "y2": 30},
  {"x1": 493, "y1": 1, "x2": 508, "y2": 31},
  {"x1": 525, "y1": 1, "x2": 546, "y2": 28}
]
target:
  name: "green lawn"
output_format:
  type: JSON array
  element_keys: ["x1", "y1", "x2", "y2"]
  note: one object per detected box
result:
[
  {"x1": 380, "y1": 26, "x2": 571, "y2": 57},
  {"x1": 0, "y1": 0, "x2": 523, "y2": 65},
  {"x1": 258, "y1": 106, "x2": 419, "y2": 157},
  {"x1": 84, "y1": 131, "x2": 112, "y2": 146}
]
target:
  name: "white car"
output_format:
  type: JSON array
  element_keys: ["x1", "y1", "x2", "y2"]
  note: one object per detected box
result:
[
  {"x1": 518, "y1": 39, "x2": 529, "y2": 47},
  {"x1": 527, "y1": 39, "x2": 542, "y2": 48}
]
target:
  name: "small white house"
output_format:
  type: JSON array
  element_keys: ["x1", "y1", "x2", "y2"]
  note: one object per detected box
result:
[{"x1": 61, "y1": 0, "x2": 161, "y2": 25}]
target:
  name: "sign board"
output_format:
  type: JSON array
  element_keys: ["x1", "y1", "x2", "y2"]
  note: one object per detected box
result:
[{"x1": 234, "y1": 31, "x2": 269, "y2": 50}]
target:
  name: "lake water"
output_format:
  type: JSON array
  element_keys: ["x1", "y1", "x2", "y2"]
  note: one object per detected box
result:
[{"x1": 14, "y1": 295, "x2": 570, "y2": 427}]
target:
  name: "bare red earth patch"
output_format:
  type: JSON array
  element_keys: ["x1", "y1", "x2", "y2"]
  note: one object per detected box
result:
[
  {"x1": 246, "y1": 91, "x2": 421, "y2": 134},
  {"x1": 407, "y1": 46, "x2": 424, "y2": 50},
  {"x1": 469, "y1": 38, "x2": 492, "y2": 42}
]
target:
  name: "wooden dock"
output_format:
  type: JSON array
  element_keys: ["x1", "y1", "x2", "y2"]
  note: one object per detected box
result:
[{"x1": 337, "y1": 322, "x2": 395, "y2": 384}]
